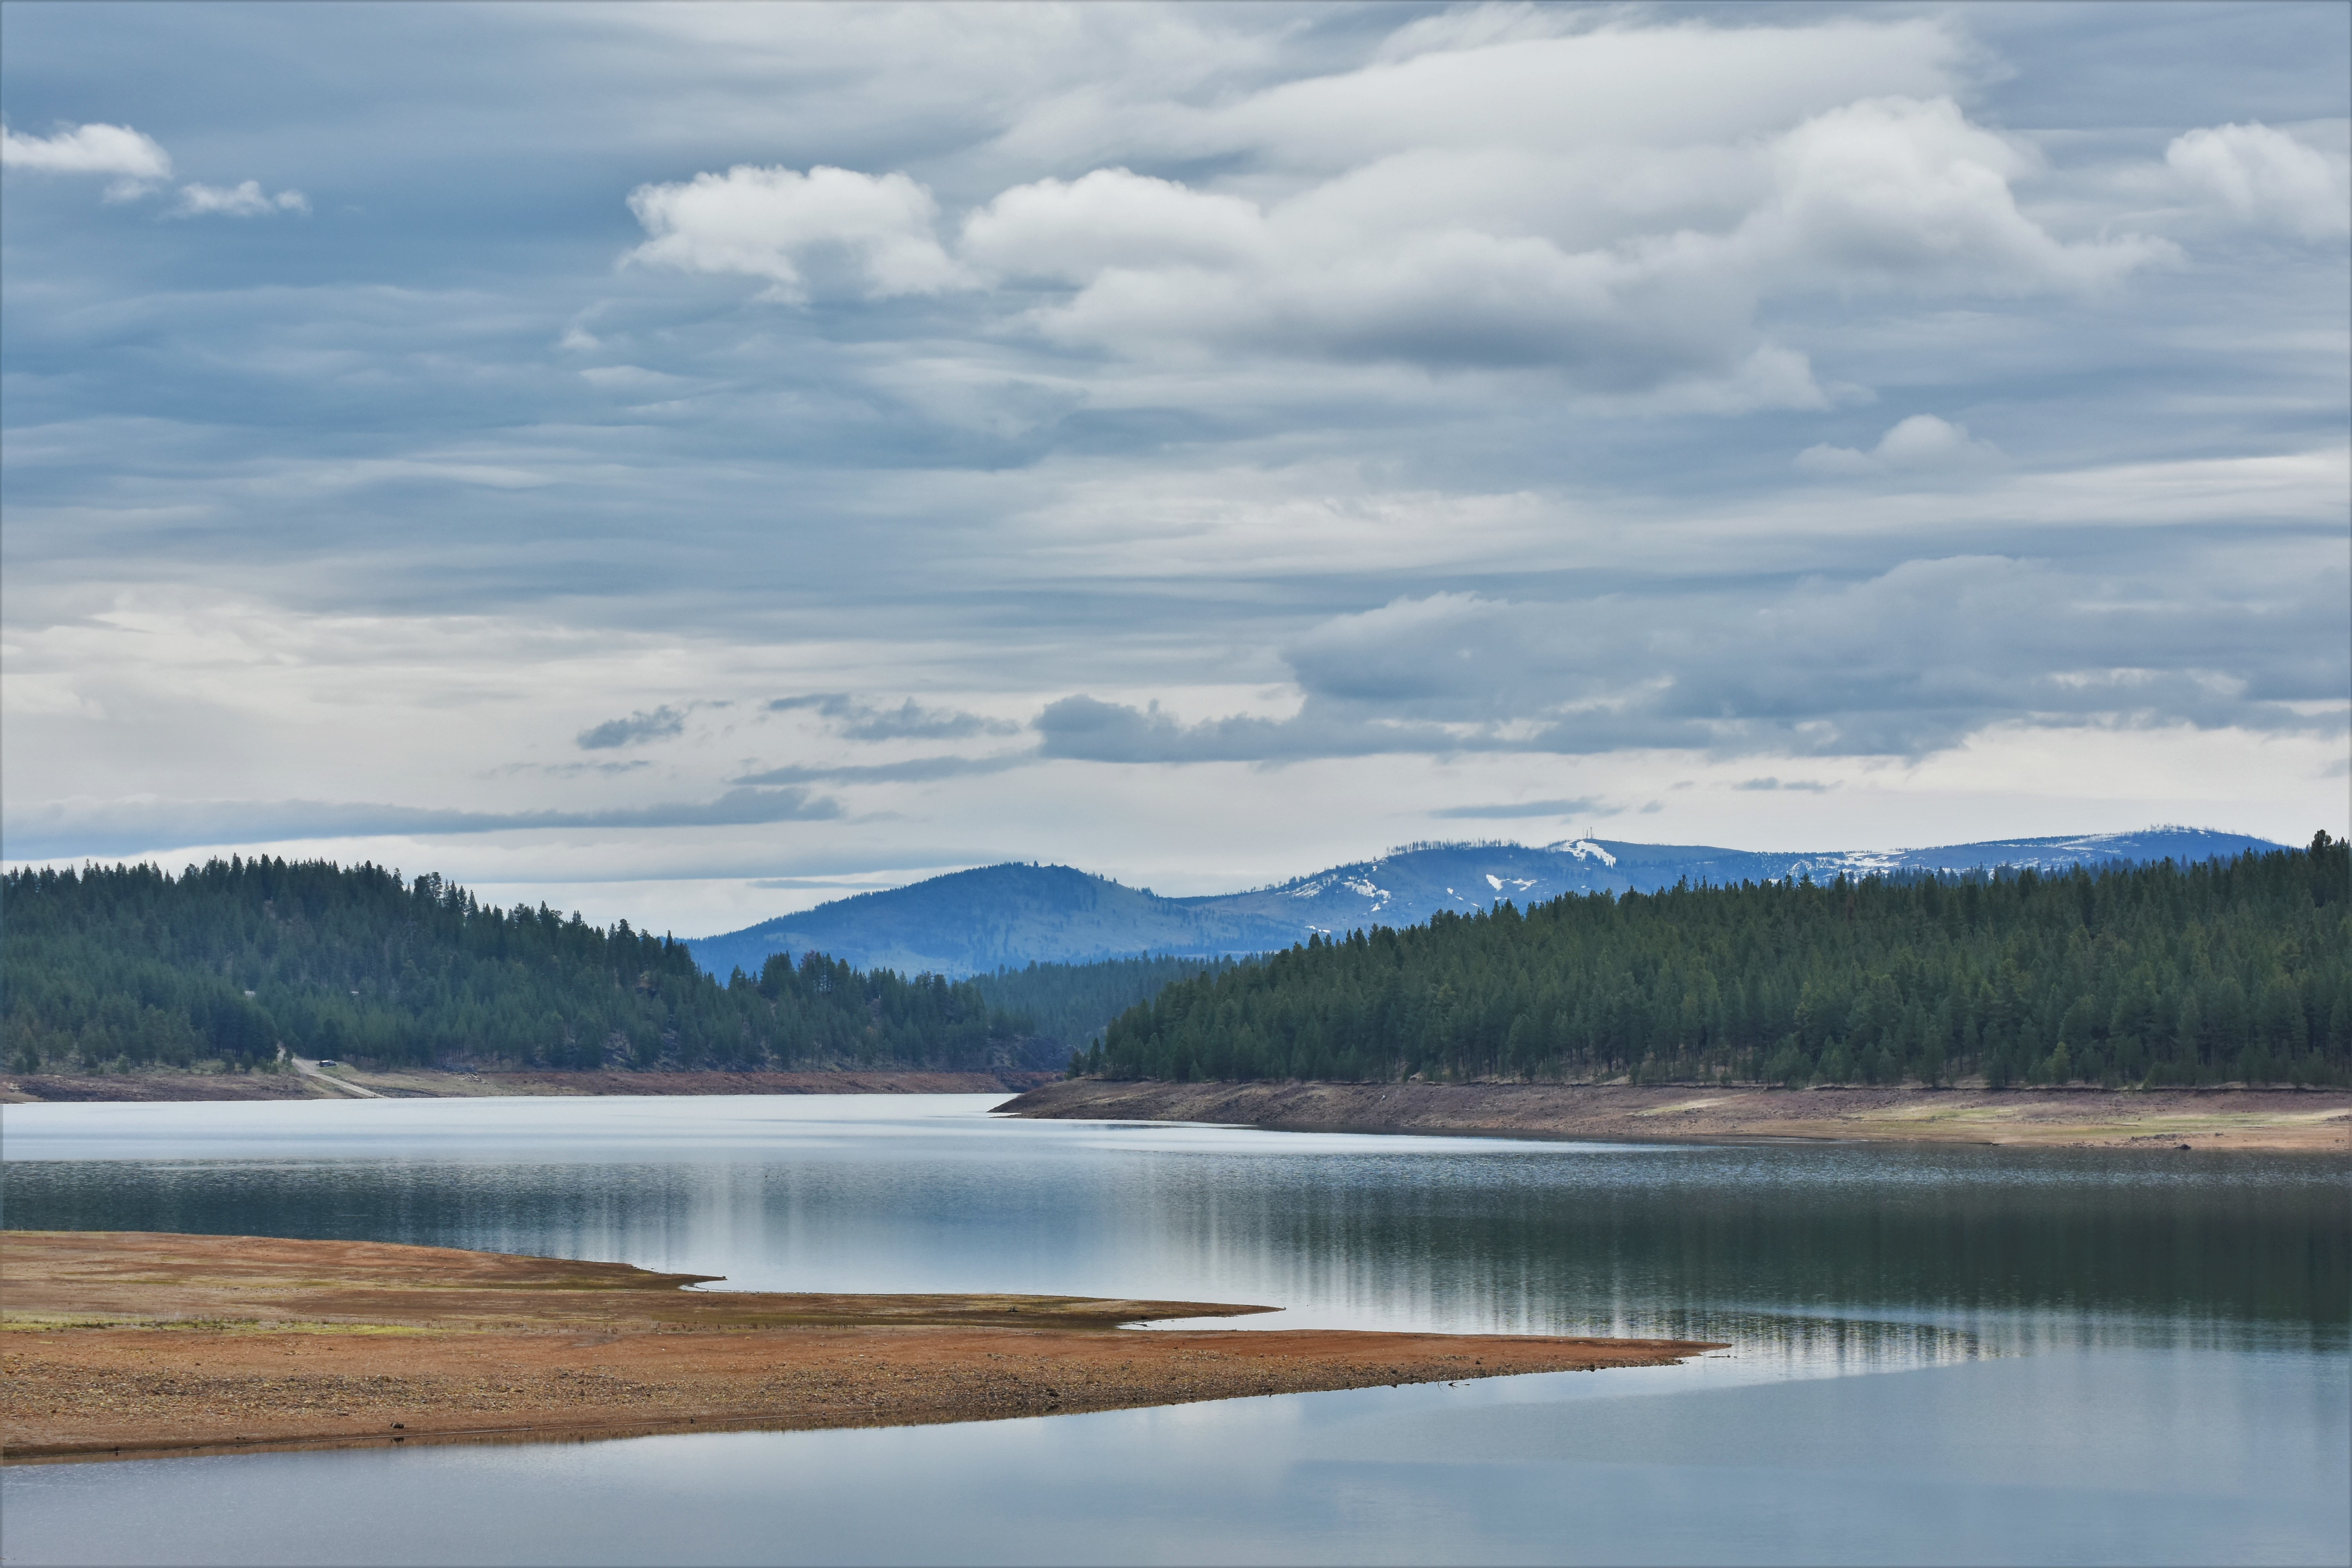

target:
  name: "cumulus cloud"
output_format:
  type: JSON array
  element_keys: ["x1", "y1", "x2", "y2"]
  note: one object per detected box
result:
[
  {"x1": 625, "y1": 164, "x2": 971, "y2": 301},
  {"x1": 2166, "y1": 122, "x2": 2350, "y2": 238},
  {"x1": 1797, "y1": 414, "x2": 2003, "y2": 476},
  {"x1": 1, "y1": 125, "x2": 306, "y2": 216},
  {"x1": 171, "y1": 180, "x2": 309, "y2": 217},
  {"x1": 628, "y1": 79, "x2": 2165, "y2": 403},
  {"x1": 1204, "y1": 15, "x2": 1963, "y2": 169},
  {"x1": 577, "y1": 705, "x2": 689, "y2": 750},
  {"x1": 1744, "y1": 97, "x2": 2171, "y2": 293},
  {"x1": 960, "y1": 169, "x2": 1265, "y2": 283},
  {"x1": 0, "y1": 121, "x2": 172, "y2": 181}
]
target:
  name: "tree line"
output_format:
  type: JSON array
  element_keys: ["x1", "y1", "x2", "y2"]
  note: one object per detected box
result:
[
  {"x1": 1, "y1": 857, "x2": 1037, "y2": 1074},
  {"x1": 1084, "y1": 837, "x2": 2351, "y2": 1088},
  {"x1": 968, "y1": 954, "x2": 1236, "y2": 1063}
]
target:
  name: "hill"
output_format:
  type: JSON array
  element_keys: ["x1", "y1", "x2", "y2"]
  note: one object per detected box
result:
[
  {"x1": 687, "y1": 863, "x2": 1305, "y2": 981},
  {"x1": 1089, "y1": 837, "x2": 2350, "y2": 1090},
  {"x1": 688, "y1": 827, "x2": 2285, "y2": 980},
  {"x1": 1, "y1": 858, "x2": 1041, "y2": 1077}
]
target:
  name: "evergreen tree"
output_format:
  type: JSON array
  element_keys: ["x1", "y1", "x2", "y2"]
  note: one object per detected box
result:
[{"x1": 1098, "y1": 837, "x2": 2350, "y2": 1088}]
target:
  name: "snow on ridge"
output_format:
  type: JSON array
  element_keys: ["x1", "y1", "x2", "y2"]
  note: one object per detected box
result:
[{"x1": 1564, "y1": 840, "x2": 1618, "y2": 867}]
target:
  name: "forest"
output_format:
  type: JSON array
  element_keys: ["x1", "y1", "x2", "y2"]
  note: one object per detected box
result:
[
  {"x1": 1086, "y1": 837, "x2": 2351, "y2": 1088},
  {"x1": 0, "y1": 857, "x2": 1040, "y2": 1074},
  {"x1": 969, "y1": 954, "x2": 1235, "y2": 1062}
]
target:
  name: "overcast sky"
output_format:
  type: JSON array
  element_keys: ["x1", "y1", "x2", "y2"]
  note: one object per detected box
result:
[{"x1": 4, "y1": 0, "x2": 2347, "y2": 935}]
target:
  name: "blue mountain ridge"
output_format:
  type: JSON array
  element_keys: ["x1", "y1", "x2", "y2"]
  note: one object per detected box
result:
[{"x1": 685, "y1": 826, "x2": 2285, "y2": 980}]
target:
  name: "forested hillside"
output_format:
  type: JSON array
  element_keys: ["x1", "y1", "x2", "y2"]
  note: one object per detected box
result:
[
  {"x1": 969, "y1": 955, "x2": 1237, "y2": 1058},
  {"x1": 1090, "y1": 838, "x2": 2351, "y2": 1089},
  {"x1": 2, "y1": 858, "x2": 1037, "y2": 1074},
  {"x1": 688, "y1": 862, "x2": 1298, "y2": 980}
]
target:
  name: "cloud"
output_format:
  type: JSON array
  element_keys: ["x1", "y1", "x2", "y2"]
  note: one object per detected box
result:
[
  {"x1": 3, "y1": 5, "x2": 2345, "y2": 920},
  {"x1": 768, "y1": 694, "x2": 1017, "y2": 740},
  {"x1": 1035, "y1": 549, "x2": 2349, "y2": 766},
  {"x1": 960, "y1": 169, "x2": 1265, "y2": 284},
  {"x1": 733, "y1": 754, "x2": 1032, "y2": 786},
  {"x1": 0, "y1": 121, "x2": 172, "y2": 181},
  {"x1": 576, "y1": 705, "x2": 689, "y2": 750},
  {"x1": 624, "y1": 164, "x2": 971, "y2": 301},
  {"x1": 171, "y1": 180, "x2": 309, "y2": 218},
  {"x1": 2166, "y1": 122, "x2": 2350, "y2": 238},
  {"x1": 1033, "y1": 694, "x2": 1423, "y2": 764},
  {"x1": 624, "y1": 59, "x2": 2161, "y2": 399},
  {"x1": 1430, "y1": 797, "x2": 1605, "y2": 819},
  {"x1": 1744, "y1": 97, "x2": 2172, "y2": 294},
  {"x1": 1735, "y1": 778, "x2": 1838, "y2": 793},
  {"x1": 1797, "y1": 414, "x2": 2003, "y2": 475},
  {"x1": 2, "y1": 788, "x2": 842, "y2": 861}
]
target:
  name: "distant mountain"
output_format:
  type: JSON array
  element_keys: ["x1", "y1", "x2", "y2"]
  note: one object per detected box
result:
[
  {"x1": 687, "y1": 863, "x2": 1305, "y2": 982},
  {"x1": 686, "y1": 827, "x2": 2287, "y2": 980}
]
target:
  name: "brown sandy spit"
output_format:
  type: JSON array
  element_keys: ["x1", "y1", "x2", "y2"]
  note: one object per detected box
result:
[{"x1": 1, "y1": 1232, "x2": 1717, "y2": 1464}]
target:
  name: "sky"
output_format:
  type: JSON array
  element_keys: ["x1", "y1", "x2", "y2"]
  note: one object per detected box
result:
[{"x1": 3, "y1": 0, "x2": 2347, "y2": 937}]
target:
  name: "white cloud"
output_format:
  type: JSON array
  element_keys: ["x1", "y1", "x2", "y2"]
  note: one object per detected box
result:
[
  {"x1": 631, "y1": 83, "x2": 2164, "y2": 407},
  {"x1": 0, "y1": 121, "x2": 172, "y2": 180},
  {"x1": 1798, "y1": 414, "x2": 2003, "y2": 476},
  {"x1": 172, "y1": 180, "x2": 309, "y2": 218},
  {"x1": 624, "y1": 164, "x2": 971, "y2": 301},
  {"x1": 0, "y1": 671, "x2": 107, "y2": 720},
  {"x1": 1199, "y1": 16, "x2": 1965, "y2": 171},
  {"x1": 960, "y1": 168, "x2": 1263, "y2": 283},
  {"x1": 1743, "y1": 98, "x2": 2173, "y2": 293},
  {"x1": 2167, "y1": 122, "x2": 2350, "y2": 238}
]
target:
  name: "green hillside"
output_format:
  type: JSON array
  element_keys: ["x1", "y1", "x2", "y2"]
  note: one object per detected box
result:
[
  {"x1": 1, "y1": 858, "x2": 1035, "y2": 1074},
  {"x1": 1091, "y1": 837, "x2": 2351, "y2": 1088},
  {"x1": 969, "y1": 954, "x2": 1237, "y2": 1061}
]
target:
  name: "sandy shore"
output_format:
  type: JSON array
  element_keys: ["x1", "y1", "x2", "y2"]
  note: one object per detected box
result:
[
  {"x1": 996, "y1": 1080, "x2": 2352, "y2": 1152},
  {"x1": 0, "y1": 1232, "x2": 1717, "y2": 1464},
  {"x1": 0, "y1": 1068, "x2": 1054, "y2": 1104}
]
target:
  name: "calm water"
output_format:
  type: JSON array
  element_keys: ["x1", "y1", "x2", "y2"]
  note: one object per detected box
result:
[{"x1": 1, "y1": 1094, "x2": 2345, "y2": 1566}]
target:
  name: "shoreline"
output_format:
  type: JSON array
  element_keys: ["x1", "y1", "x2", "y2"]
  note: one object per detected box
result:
[
  {"x1": 0, "y1": 1067, "x2": 1056, "y2": 1105},
  {"x1": 0, "y1": 1232, "x2": 1719, "y2": 1464},
  {"x1": 993, "y1": 1080, "x2": 2352, "y2": 1153}
]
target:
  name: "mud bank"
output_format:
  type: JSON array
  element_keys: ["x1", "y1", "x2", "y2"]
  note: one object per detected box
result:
[
  {"x1": 995, "y1": 1080, "x2": 2352, "y2": 1152},
  {"x1": 0, "y1": 1232, "x2": 1717, "y2": 1463},
  {"x1": 0, "y1": 1069, "x2": 1054, "y2": 1105}
]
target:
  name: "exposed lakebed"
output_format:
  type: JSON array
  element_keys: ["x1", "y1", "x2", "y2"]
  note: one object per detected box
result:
[{"x1": 2, "y1": 1093, "x2": 2345, "y2": 1565}]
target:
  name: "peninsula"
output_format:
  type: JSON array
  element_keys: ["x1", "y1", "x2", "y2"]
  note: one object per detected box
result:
[{"x1": 0, "y1": 1232, "x2": 1720, "y2": 1464}]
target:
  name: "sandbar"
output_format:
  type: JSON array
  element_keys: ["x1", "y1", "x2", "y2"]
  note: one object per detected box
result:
[{"x1": 0, "y1": 1232, "x2": 1719, "y2": 1464}]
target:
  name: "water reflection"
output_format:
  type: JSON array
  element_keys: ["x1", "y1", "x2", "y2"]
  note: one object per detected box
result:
[
  {"x1": 3, "y1": 1096, "x2": 2341, "y2": 1372},
  {"x1": 2, "y1": 1096, "x2": 2345, "y2": 1567}
]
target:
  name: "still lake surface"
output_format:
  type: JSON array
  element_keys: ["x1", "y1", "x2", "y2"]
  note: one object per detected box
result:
[{"x1": 1, "y1": 1093, "x2": 2345, "y2": 1566}]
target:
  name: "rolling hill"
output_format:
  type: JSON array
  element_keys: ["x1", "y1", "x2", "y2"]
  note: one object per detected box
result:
[{"x1": 686, "y1": 827, "x2": 2286, "y2": 980}]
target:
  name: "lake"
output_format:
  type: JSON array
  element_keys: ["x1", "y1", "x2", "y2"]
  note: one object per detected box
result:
[{"x1": 2, "y1": 1093, "x2": 2345, "y2": 1566}]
